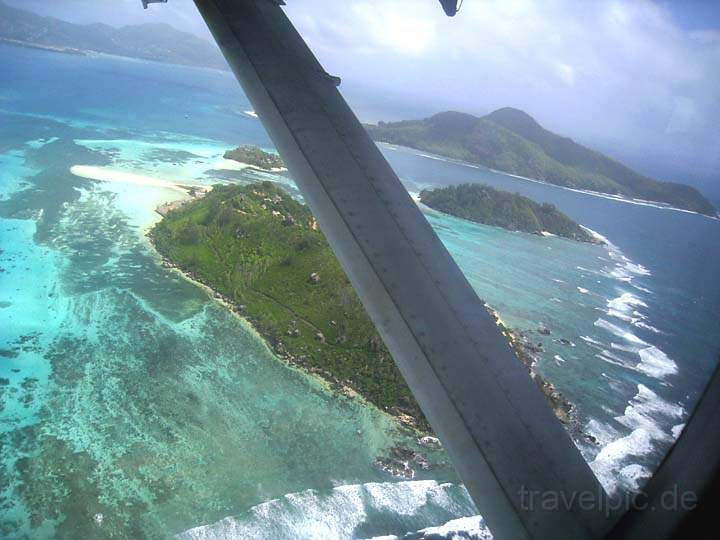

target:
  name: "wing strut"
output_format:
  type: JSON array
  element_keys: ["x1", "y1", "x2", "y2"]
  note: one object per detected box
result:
[{"x1": 192, "y1": 1, "x2": 610, "y2": 538}]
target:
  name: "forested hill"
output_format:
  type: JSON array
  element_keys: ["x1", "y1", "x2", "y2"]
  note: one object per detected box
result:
[
  {"x1": 151, "y1": 181, "x2": 429, "y2": 431},
  {"x1": 151, "y1": 181, "x2": 586, "y2": 436},
  {"x1": 0, "y1": 0, "x2": 228, "y2": 70},
  {"x1": 367, "y1": 108, "x2": 716, "y2": 217},
  {"x1": 420, "y1": 183, "x2": 597, "y2": 243}
]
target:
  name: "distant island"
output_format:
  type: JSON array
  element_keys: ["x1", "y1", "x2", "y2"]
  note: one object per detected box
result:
[
  {"x1": 420, "y1": 183, "x2": 597, "y2": 243},
  {"x1": 150, "y1": 181, "x2": 593, "y2": 451},
  {"x1": 5, "y1": 1, "x2": 714, "y2": 218},
  {"x1": 0, "y1": 0, "x2": 228, "y2": 70},
  {"x1": 224, "y1": 145, "x2": 285, "y2": 171},
  {"x1": 367, "y1": 108, "x2": 716, "y2": 216}
]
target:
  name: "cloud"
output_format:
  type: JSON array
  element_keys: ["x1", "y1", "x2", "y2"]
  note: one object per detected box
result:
[
  {"x1": 352, "y1": 3, "x2": 437, "y2": 56},
  {"x1": 9, "y1": 0, "x2": 717, "y2": 179},
  {"x1": 666, "y1": 96, "x2": 698, "y2": 134},
  {"x1": 284, "y1": 0, "x2": 720, "y2": 179},
  {"x1": 555, "y1": 63, "x2": 576, "y2": 87}
]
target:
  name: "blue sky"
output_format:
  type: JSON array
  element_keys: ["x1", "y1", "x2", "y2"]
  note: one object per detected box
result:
[
  {"x1": 662, "y1": 0, "x2": 720, "y2": 30},
  {"x1": 7, "y1": 0, "x2": 720, "y2": 185}
]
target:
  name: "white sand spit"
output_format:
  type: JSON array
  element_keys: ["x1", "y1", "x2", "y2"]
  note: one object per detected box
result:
[{"x1": 70, "y1": 165, "x2": 205, "y2": 193}]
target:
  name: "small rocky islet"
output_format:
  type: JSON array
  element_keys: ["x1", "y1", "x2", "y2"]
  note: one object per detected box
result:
[
  {"x1": 420, "y1": 183, "x2": 601, "y2": 243},
  {"x1": 223, "y1": 145, "x2": 285, "y2": 171}
]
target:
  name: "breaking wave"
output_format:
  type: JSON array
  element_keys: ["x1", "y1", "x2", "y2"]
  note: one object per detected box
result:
[
  {"x1": 636, "y1": 346, "x2": 678, "y2": 379},
  {"x1": 592, "y1": 321, "x2": 677, "y2": 380},
  {"x1": 177, "y1": 481, "x2": 480, "y2": 540},
  {"x1": 589, "y1": 385, "x2": 685, "y2": 495},
  {"x1": 594, "y1": 318, "x2": 649, "y2": 347},
  {"x1": 368, "y1": 516, "x2": 492, "y2": 540},
  {"x1": 587, "y1": 228, "x2": 652, "y2": 288},
  {"x1": 634, "y1": 321, "x2": 663, "y2": 334},
  {"x1": 606, "y1": 292, "x2": 647, "y2": 324},
  {"x1": 595, "y1": 349, "x2": 635, "y2": 370},
  {"x1": 580, "y1": 335, "x2": 603, "y2": 347},
  {"x1": 583, "y1": 236, "x2": 683, "y2": 496}
]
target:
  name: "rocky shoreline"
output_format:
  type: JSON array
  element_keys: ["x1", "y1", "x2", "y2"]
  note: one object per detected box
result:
[
  {"x1": 485, "y1": 305, "x2": 598, "y2": 446},
  {"x1": 155, "y1": 186, "x2": 210, "y2": 217}
]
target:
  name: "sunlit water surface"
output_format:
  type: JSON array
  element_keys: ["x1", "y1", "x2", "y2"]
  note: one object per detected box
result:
[{"x1": 1, "y1": 44, "x2": 719, "y2": 538}]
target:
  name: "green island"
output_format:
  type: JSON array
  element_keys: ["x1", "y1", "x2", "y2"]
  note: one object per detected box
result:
[
  {"x1": 420, "y1": 183, "x2": 597, "y2": 243},
  {"x1": 150, "y1": 179, "x2": 594, "y2": 447},
  {"x1": 223, "y1": 145, "x2": 285, "y2": 171},
  {"x1": 367, "y1": 108, "x2": 717, "y2": 216}
]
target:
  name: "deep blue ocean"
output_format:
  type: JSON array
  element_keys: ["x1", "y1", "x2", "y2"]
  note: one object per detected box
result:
[{"x1": 1, "y1": 44, "x2": 719, "y2": 539}]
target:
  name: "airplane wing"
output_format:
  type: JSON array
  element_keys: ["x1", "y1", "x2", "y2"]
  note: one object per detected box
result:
[
  {"x1": 124, "y1": 0, "x2": 720, "y2": 537},
  {"x1": 141, "y1": 0, "x2": 168, "y2": 9},
  {"x1": 187, "y1": 1, "x2": 611, "y2": 539}
]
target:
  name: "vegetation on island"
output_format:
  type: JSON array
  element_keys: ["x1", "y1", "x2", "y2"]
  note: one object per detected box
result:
[
  {"x1": 150, "y1": 181, "x2": 592, "y2": 440},
  {"x1": 420, "y1": 183, "x2": 596, "y2": 243},
  {"x1": 150, "y1": 181, "x2": 428, "y2": 430},
  {"x1": 367, "y1": 108, "x2": 716, "y2": 216},
  {"x1": 223, "y1": 145, "x2": 285, "y2": 171}
]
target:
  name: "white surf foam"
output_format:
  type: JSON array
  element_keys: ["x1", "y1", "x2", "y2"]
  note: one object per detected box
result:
[
  {"x1": 588, "y1": 230, "x2": 653, "y2": 290},
  {"x1": 610, "y1": 342, "x2": 639, "y2": 353},
  {"x1": 590, "y1": 428, "x2": 654, "y2": 494},
  {"x1": 585, "y1": 419, "x2": 621, "y2": 447},
  {"x1": 634, "y1": 321, "x2": 663, "y2": 334},
  {"x1": 636, "y1": 346, "x2": 678, "y2": 379},
  {"x1": 622, "y1": 261, "x2": 651, "y2": 277},
  {"x1": 632, "y1": 284, "x2": 653, "y2": 294},
  {"x1": 596, "y1": 339, "x2": 677, "y2": 381},
  {"x1": 594, "y1": 318, "x2": 649, "y2": 346},
  {"x1": 606, "y1": 292, "x2": 649, "y2": 324},
  {"x1": 606, "y1": 309, "x2": 639, "y2": 323},
  {"x1": 600, "y1": 349, "x2": 629, "y2": 364},
  {"x1": 671, "y1": 424, "x2": 685, "y2": 439},
  {"x1": 177, "y1": 480, "x2": 477, "y2": 540},
  {"x1": 416, "y1": 152, "x2": 451, "y2": 163},
  {"x1": 617, "y1": 464, "x2": 653, "y2": 492},
  {"x1": 607, "y1": 293, "x2": 647, "y2": 314},
  {"x1": 367, "y1": 516, "x2": 492, "y2": 540},
  {"x1": 615, "y1": 384, "x2": 684, "y2": 439},
  {"x1": 595, "y1": 350, "x2": 635, "y2": 370},
  {"x1": 580, "y1": 335, "x2": 604, "y2": 347},
  {"x1": 590, "y1": 384, "x2": 685, "y2": 495}
]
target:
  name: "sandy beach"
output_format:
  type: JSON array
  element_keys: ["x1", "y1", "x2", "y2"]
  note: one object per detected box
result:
[
  {"x1": 211, "y1": 158, "x2": 287, "y2": 174},
  {"x1": 70, "y1": 165, "x2": 208, "y2": 193}
]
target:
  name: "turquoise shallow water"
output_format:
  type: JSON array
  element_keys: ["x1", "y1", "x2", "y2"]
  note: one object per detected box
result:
[
  {"x1": 1, "y1": 43, "x2": 719, "y2": 538},
  {"x1": 0, "y1": 120, "x2": 460, "y2": 537}
]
